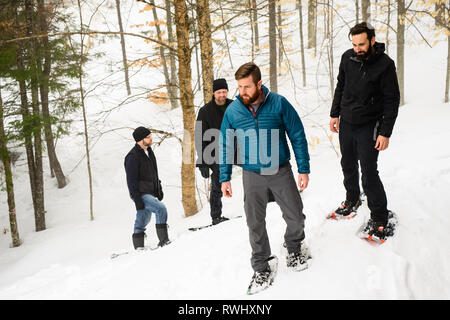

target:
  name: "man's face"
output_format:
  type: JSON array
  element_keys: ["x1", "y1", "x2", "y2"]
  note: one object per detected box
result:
[
  {"x1": 213, "y1": 89, "x2": 228, "y2": 106},
  {"x1": 352, "y1": 33, "x2": 375, "y2": 58},
  {"x1": 237, "y1": 75, "x2": 262, "y2": 106},
  {"x1": 142, "y1": 133, "x2": 152, "y2": 147}
]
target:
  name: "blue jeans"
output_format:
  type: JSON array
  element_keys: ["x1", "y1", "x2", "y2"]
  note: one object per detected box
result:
[{"x1": 134, "y1": 194, "x2": 168, "y2": 233}]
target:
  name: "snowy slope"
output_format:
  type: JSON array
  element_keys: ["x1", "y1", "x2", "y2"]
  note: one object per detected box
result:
[{"x1": 0, "y1": 1, "x2": 449, "y2": 300}]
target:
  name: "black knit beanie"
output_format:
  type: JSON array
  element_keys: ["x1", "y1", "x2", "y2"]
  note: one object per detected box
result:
[
  {"x1": 133, "y1": 126, "x2": 151, "y2": 142},
  {"x1": 213, "y1": 78, "x2": 228, "y2": 92}
]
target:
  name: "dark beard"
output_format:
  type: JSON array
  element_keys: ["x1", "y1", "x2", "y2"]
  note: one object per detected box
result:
[
  {"x1": 356, "y1": 42, "x2": 373, "y2": 61},
  {"x1": 241, "y1": 88, "x2": 261, "y2": 106}
]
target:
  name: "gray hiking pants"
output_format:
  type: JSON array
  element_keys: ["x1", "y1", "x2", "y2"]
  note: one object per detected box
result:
[{"x1": 243, "y1": 163, "x2": 305, "y2": 272}]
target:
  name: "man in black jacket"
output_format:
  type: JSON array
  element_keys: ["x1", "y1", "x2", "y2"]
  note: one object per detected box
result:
[
  {"x1": 124, "y1": 126, "x2": 170, "y2": 249},
  {"x1": 329, "y1": 22, "x2": 400, "y2": 240},
  {"x1": 195, "y1": 78, "x2": 233, "y2": 225}
]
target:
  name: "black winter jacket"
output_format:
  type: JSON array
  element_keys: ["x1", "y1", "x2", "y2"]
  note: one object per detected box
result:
[
  {"x1": 330, "y1": 42, "x2": 400, "y2": 137},
  {"x1": 195, "y1": 97, "x2": 233, "y2": 167},
  {"x1": 124, "y1": 144, "x2": 163, "y2": 209}
]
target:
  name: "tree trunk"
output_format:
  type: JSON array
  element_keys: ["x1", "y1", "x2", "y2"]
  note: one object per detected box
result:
[
  {"x1": 362, "y1": 0, "x2": 370, "y2": 23},
  {"x1": 307, "y1": 0, "x2": 316, "y2": 50},
  {"x1": 277, "y1": 2, "x2": 283, "y2": 74},
  {"x1": 219, "y1": 0, "x2": 233, "y2": 69},
  {"x1": 196, "y1": 0, "x2": 214, "y2": 105},
  {"x1": 445, "y1": 34, "x2": 450, "y2": 103},
  {"x1": 77, "y1": 0, "x2": 94, "y2": 221},
  {"x1": 190, "y1": 5, "x2": 201, "y2": 94},
  {"x1": 325, "y1": 0, "x2": 334, "y2": 99},
  {"x1": 252, "y1": 0, "x2": 259, "y2": 51},
  {"x1": 174, "y1": 0, "x2": 198, "y2": 217},
  {"x1": 298, "y1": 0, "x2": 306, "y2": 86},
  {"x1": 26, "y1": 0, "x2": 46, "y2": 231},
  {"x1": 115, "y1": 0, "x2": 131, "y2": 96},
  {"x1": 165, "y1": 0, "x2": 179, "y2": 109},
  {"x1": 0, "y1": 85, "x2": 21, "y2": 247},
  {"x1": 249, "y1": 0, "x2": 255, "y2": 61},
  {"x1": 150, "y1": 0, "x2": 178, "y2": 109},
  {"x1": 397, "y1": 0, "x2": 405, "y2": 106},
  {"x1": 386, "y1": 0, "x2": 390, "y2": 55},
  {"x1": 355, "y1": 0, "x2": 359, "y2": 24},
  {"x1": 37, "y1": 0, "x2": 67, "y2": 189},
  {"x1": 435, "y1": 0, "x2": 446, "y2": 27},
  {"x1": 269, "y1": 0, "x2": 277, "y2": 92}
]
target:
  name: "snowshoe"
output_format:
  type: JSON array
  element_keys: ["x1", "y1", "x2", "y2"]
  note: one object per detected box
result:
[
  {"x1": 358, "y1": 211, "x2": 398, "y2": 245},
  {"x1": 247, "y1": 256, "x2": 278, "y2": 295},
  {"x1": 327, "y1": 199, "x2": 362, "y2": 220}
]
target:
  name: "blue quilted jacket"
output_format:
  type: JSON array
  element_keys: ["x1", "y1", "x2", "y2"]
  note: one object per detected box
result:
[{"x1": 219, "y1": 85, "x2": 310, "y2": 182}]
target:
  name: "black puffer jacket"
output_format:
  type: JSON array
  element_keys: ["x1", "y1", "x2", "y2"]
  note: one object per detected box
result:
[
  {"x1": 124, "y1": 144, "x2": 163, "y2": 209},
  {"x1": 330, "y1": 42, "x2": 400, "y2": 137}
]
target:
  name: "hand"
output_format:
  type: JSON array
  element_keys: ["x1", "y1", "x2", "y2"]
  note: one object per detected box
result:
[
  {"x1": 298, "y1": 173, "x2": 309, "y2": 191},
  {"x1": 199, "y1": 166, "x2": 210, "y2": 179},
  {"x1": 329, "y1": 117, "x2": 340, "y2": 133},
  {"x1": 375, "y1": 135, "x2": 389, "y2": 151},
  {"x1": 221, "y1": 181, "x2": 232, "y2": 198},
  {"x1": 157, "y1": 180, "x2": 164, "y2": 201},
  {"x1": 157, "y1": 190, "x2": 164, "y2": 201}
]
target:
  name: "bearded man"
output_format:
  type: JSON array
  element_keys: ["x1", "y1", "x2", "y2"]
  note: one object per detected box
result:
[
  {"x1": 124, "y1": 126, "x2": 170, "y2": 250},
  {"x1": 219, "y1": 62, "x2": 311, "y2": 294},
  {"x1": 329, "y1": 22, "x2": 400, "y2": 243}
]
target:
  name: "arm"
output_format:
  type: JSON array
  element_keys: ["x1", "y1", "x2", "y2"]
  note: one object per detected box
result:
[
  {"x1": 195, "y1": 108, "x2": 210, "y2": 167},
  {"x1": 379, "y1": 60, "x2": 400, "y2": 138},
  {"x1": 219, "y1": 110, "x2": 234, "y2": 183},
  {"x1": 330, "y1": 54, "x2": 346, "y2": 118},
  {"x1": 281, "y1": 97, "x2": 310, "y2": 175},
  {"x1": 124, "y1": 153, "x2": 144, "y2": 209}
]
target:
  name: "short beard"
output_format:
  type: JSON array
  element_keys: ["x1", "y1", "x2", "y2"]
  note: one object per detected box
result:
[
  {"x1": 357, "y1": 41, "x2": 373, "y2": 60},
  {"x1": 215, "y1": 96, "x2": 226, "y2": 106},
  {"x1": 241, "y1": 87, "x2": 261, "y2": 106}
]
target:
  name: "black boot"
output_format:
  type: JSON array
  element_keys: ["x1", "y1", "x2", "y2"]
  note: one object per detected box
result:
[
  {"x1": 155, "y1": 223, "x2": 171, "y2": 247},
  {"x1": 132, "y1": 232, "x2": 145, "y2": 249}
]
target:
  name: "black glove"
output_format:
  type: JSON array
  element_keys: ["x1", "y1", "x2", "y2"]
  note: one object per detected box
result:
[
  {"x1": 134, "y1": 198, "x2": 145, "y2": 210},
  {"x1": 199, "y1": 166, "x2": 210, "y2": 179},
  {"x1": 157, "y1": 180, "x2": 164, "y2": 201}
]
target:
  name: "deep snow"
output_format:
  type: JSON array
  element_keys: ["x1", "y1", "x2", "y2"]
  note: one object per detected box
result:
[{"x1": 0, "y1": 0, "x2": 449, "y2": 300}]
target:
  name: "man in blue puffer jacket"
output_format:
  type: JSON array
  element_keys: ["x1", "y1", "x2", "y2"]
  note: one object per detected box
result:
[{"x1": 219, "y1": 62, "x2": 311, "y2": 294}]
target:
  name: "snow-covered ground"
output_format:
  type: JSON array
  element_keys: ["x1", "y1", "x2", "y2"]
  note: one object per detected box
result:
[{"x1": 0, "y1": 1, "x2": 449, "y2": 300}]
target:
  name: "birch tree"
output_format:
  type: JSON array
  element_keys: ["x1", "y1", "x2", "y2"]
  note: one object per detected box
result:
[
  {"x1": 196, "y1": 0, "x2": 214, "y2": 104},
  {"x1": 174, "y1": 0, "x2": 198, "y2": 216},
  {"x1": 269, "y1": 0, "x2": 278, "y2": 92},
  {"x1": 115, "y1": 0, "x2": 132, "y2": 96}
]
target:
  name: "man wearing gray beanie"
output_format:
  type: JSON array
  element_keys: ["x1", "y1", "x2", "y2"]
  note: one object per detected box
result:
[{"x1": 124, "y1": 126, "x2": 170, "y2": 249}]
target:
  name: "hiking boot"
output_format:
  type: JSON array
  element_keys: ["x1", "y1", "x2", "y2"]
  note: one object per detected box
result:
[
  {"x1": 329, "y1": 199, "x2": 362, "y2": 219},
  {"x1": 212, "y1": 216, "x2": 229, "y2": 225}
]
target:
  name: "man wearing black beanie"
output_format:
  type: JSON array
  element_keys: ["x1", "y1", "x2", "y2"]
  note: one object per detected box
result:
[
  {"x1": 195, "y1": 78, "x2": 233, "y2": 225},
  {"x1": 124, "y1": 126, "x2": 170, "y2": 249}
]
